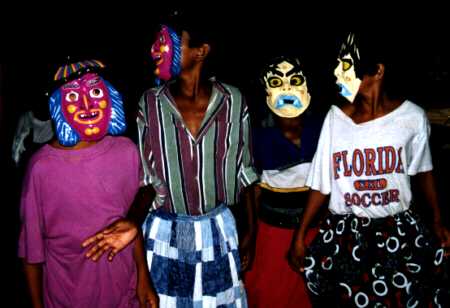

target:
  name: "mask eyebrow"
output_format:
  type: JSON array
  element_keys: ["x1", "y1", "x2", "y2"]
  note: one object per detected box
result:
[
  {"x1": 86, "y1": 78, "x2": 100, "y2": 86},
  {"x1": 286, "y1": 68, "x2": 302, "y2": 77},
  {"x1": 267, "y1": 67, "x2": 284, "y2": 77},
  {"x1": 62, "y1": 83, "x2": 80, "y2": 89}
]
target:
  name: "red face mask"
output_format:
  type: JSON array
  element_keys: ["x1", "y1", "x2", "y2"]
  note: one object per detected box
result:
[{"x1": 60, "y1": 73, "x2": 112, "y2": 141}]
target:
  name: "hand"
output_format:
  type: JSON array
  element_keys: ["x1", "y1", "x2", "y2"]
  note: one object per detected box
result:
[
  {"x1": 82, "y1": 218, "x2": 138, "y2": 261},
  {"x1": 137, "y1": 273, "x2": 159, "y2": 308},
  {"x1": 433, "y1": 223, "x2": 450, "y2": 257},
  {"x1": 287, "y1": 235, "x2": 306, "y2": 274},
  {"x1": 239, "y1": 234, "x2": 256, "y2": 272}
]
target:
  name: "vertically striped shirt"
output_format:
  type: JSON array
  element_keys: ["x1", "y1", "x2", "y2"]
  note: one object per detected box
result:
[{"x1": 137, "y1": 79, "x2": 258, "y2": 215}]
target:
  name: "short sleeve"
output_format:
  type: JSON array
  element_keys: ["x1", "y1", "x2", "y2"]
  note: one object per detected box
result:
[
  {"x1": 18, "y1": 162, "x2": 46, "y2": 263},
  {"x1": 407, "y1": 113, "x2": 433, "y2": 175},
  {"x1": 306, "y1": 109, "x2": 333, "y2": 195}
]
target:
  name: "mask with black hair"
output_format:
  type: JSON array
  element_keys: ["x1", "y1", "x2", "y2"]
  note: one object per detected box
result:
[
  {"x1": 261, "y1": 56, "x2": 311, "y2": 118},
  {"x1": 334, "y1": 33, "x2": 362, "y2": 103}
]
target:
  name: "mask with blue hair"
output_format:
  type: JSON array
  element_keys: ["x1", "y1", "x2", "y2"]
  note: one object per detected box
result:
[
  {"x1": 150, "y1": 25, "x2": 182, "y2": 85},
  {"x1": 48, "y1": 60, "x2": 126, "y2": 146}
]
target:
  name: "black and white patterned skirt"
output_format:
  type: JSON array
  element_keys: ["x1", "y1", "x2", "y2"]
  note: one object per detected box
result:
[{"x1": 303, "y1": 209, "x2": 449, "y2": 307}]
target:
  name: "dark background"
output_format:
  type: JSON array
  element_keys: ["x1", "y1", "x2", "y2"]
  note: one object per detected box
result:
[{"x1": 2, "y1": 4, "x2": 450, "y2": 307}]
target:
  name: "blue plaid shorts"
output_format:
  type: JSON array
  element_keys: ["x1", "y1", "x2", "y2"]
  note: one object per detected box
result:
[{"x1": 142, "y1": 204, "x2": 248, "y2": 307}]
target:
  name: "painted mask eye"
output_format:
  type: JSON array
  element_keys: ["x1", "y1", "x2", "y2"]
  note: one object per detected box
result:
[
  {"x1": 151, "y1": 34, "x2": 164, "y2": 52},
  {"x1": 65, "y1": 91, "x2": 79, "y2": 102},
  {"x1": 342, "y1": 59, "x2": 353, "y2": 71},
  {"x1": 290, "y1": 75, "x2": 305, "y2": 86},
  {"x1": 89, "y1": 88, "x2": 104, "y2": 98},
  {"x1": 151, "y1": 45, "x2": 158, "y2": 55},
  {"x1": 268, "y1": 77, "x2": 283, "y2": 88}
]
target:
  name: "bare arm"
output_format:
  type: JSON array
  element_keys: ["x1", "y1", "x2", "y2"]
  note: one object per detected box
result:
[
  {"x1": 243, "y1": 184, "x2": 257, "y2": 240},
  {"x1": 288, "y1": 190, "x2": 328, "y2": 272},
  {"x1": 254, "y1": 185, "x2": 261, "y2": 213},
  {"x1": 82, "y1": 185, "x2": 155, "y2": 261},
  {"x1": 415, "y1": 171, "x2": 450, "y2": 252},
  {"x1": 134, "y1": 231, "x2": 159, "y2": 308},
  {"x1": 415, "y1": 171, "x2": 441, "y2": 223},
  {"x1": 128, "y1": 185, "x2": 156, "y2": 226},
  {"x1": 238, "y1": 184, "x2": 257, "y2": 271},
  {"x1": 22, "y1": 261, "x2": 44, "y2": 308}
]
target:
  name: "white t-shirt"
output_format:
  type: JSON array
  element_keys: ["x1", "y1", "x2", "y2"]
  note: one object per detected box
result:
[
  {"x1": 306, "y1": 100, "x2": 433, "y2": 218},
  {"x1": 261, "y1": 163, "x2": 311, "y2": 190}
]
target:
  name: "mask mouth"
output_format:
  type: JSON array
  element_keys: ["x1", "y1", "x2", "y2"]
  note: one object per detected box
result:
[
  {"x1": 79, "y1": 111, "x2": 99, "y2": 120},
  {"x1": 336, "y1": 82, "x2": 352, "y2": 97},
  {"x1": 275, "y1": 95, "x2": 302, "y2": 109},
  {"x1": 74, "y1": 109, "x2": 104, "y2": 124},
  {"x1": 284, "y1": 99, "x2": 295, "y2": 105},
  {"x1": 152, "y1": 53, "x2": 163, "y2": 65}
]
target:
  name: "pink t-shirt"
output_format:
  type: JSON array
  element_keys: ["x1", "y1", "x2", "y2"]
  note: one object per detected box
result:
[{"x1": 18, "y1": 136, "x2": 140, "y2": 308}]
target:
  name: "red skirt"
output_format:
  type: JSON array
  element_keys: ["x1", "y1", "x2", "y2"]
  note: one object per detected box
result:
[{"x1": 244, "y1": 219, "x2": 318, "y2": 308}]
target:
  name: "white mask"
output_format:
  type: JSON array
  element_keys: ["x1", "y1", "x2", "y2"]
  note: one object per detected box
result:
[
  {"x1": 334, "y1": 33, "x2": 362, "y2": 103},
  {"x1": 334, "y1": 53, "x2": 361, "y2": 103},
  {"x1": 262, "y1": 58, "x2": 311, "y2": 118}
]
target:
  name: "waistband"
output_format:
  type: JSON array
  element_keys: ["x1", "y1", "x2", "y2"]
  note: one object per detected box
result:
[
  {"x1": 260, "y1": 188, "x2": 309, "y2": 209},
  {"x1": 152, "y1": 203, "x2": 228, "y2": 222},
  {"x1": 259, "y1": 202, "x2": 303, "y2": 229},
  {"x1": 322, "y1": 209, "x2": 421, "y2": 230}
]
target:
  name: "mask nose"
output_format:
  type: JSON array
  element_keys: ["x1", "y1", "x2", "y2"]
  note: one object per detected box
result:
[
  {"x1": 334, "y1": 62, "x2": 342, "y2": 79},
  {"x1": 282, "y1": 79, "x2": 291, "y2": 91},
  {"x1": 81, "y1": 94, "x2": 91, "y2": 110}
]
